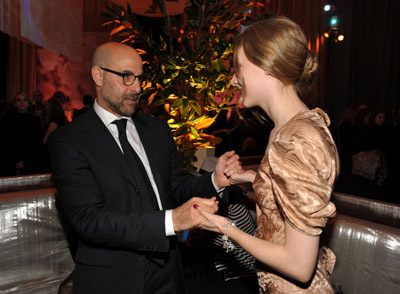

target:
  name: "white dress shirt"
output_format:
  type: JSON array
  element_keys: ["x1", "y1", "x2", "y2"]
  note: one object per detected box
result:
[{"x1": 93, "y1": 100, "x2": 176, "y2": 236}]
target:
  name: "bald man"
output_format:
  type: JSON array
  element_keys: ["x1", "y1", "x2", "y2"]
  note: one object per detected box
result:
[{"x1": 48, "y1": 42, "x2": 240, "y2": 293}]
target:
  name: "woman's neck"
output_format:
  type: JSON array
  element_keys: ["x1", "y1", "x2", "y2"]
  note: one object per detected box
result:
[{"x1": 264, "y1": 86, "x2": 308, "y2": 130}]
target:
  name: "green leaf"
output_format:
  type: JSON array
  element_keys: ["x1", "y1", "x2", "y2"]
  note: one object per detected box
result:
[
  {"x1": 171, "y1": 99, "x2": 183, "y2": 108},
  {"x1": 168, "y1": 122, "x2": 184, "y2": 128},
  {"x1": 181, "y1": 100, "x2": 189, "y2": 117},
  {"x1": 171, "y1": 70, "x2": 180, "y2": 78},
  {"x1": 190, "y1": 126, "x2": 200, "y2": 138},
  {"x1": 191, "y1": 102, "x2": 201, "y2": 115}
]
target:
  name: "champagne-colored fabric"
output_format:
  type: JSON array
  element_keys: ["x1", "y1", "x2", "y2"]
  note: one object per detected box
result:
[{"x1": 253, "y1": 108, "x2": 339, "y2": 293}]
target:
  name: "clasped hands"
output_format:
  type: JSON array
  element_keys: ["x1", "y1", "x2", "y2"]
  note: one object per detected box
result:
[{"x1": 172, "y1": 151, "x2": 256, "y2": 234}]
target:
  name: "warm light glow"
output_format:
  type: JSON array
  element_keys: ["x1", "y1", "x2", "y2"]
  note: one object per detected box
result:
[
  {"x1": 337, "y1": 34, "x2": 345, "y2": 41},
  {"x1": 324, "y1": 4, "x2": 331, "y2": 11},
  {"x1": 324, "y1": 32, "x2": 330, "y2": 38}
]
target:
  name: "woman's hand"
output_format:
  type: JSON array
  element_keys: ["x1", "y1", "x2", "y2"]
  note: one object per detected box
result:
[
  {"x1": 193, "y1": 203, "x2": 226, "y2": 234},
  {"x1": 229, "y1": 169, "x2": 257, "y2": 185}
]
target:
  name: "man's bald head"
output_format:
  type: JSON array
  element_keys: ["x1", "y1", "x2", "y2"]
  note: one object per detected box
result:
[
  {"x1": 91, "y1": 42, "x2": 141, "y2": 68},
  {"x1": 91, "y1": 42, "x2": 143, "y2": 117}
]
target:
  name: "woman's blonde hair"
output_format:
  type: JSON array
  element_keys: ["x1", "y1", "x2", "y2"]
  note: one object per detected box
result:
[{"x1": 234, "y1": 16, "x2": 319, "y2": 97}]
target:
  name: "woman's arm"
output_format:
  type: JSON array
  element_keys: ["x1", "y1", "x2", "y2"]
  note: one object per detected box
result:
[
  {"x1": 231, "y1": 219, "x2": 319, "y2": 282},
  {"x1": 228, "y1": 169, "x2": 257, "y2": 185},
  {"x1": 195, "y1": 206, "x2": 319, "y2": 283},
  {"x1": 43, "y1": 122, "x2": 58, "y2": 144}
]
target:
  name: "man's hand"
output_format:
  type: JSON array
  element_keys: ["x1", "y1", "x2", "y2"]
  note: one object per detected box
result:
[
  {"x1": 172, "y1": 197, "x2": 218, "y2": 232},
  {"x1": 193, "y1": 203, "x2": 229, "y2": 234},
  {"x1": 213, "y1": 151, "x2": 242, "y2": 189}
]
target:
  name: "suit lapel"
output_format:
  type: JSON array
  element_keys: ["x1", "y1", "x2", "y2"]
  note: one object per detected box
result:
[{"x1": 84, "y1": 109, "x2": 138, "y2": 189}]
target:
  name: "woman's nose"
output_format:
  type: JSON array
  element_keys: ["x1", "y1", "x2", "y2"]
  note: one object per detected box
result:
[{"x1": 230, "y1": 74, "x2": 238, "y2": 87}]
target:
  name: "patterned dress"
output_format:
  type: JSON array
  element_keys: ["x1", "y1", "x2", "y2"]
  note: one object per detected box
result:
[{"x1": 253, "y1": 108, "x2": 339, "y2": 293}]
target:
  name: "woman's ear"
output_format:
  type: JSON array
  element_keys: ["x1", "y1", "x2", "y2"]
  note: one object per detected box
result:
[{"x1": 91, "y1": 66, "x2": 103, "y2": 87}]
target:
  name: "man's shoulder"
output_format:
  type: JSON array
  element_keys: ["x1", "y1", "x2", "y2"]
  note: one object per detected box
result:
[{"x1": 134, "y1": 112, "x2": 169, "y2": 130}]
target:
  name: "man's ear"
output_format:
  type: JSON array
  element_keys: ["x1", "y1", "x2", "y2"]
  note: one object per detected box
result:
[{"x1": 92, "y1": 66, "x2": 103, "y2": 87}]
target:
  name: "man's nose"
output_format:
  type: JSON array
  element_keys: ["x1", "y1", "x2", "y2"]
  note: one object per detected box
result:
[{"x1": 130, "y1": 79, "x2": 141, "y2": 94}]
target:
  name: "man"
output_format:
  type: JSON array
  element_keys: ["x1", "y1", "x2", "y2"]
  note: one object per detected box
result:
[
  {"x1": 48, "y1": 42, "x2": 240, "y2": 294},
  {"x1": 72, "y1": 94, "x2": 94, "y2": 119},
  {"x1": 138, "y1": 96, "x2": 152, "y2": 116},
  {"x1": 32, "y1": 90, "x2": 46, "y2": 127}
]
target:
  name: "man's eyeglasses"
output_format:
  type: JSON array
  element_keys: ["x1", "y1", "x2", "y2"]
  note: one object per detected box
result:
[{"x1": 100, "y1": 67, "x2": 143, "y2": 86}]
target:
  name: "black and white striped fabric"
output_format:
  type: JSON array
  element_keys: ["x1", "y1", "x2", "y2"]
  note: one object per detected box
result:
[{"x1": 188, "y1": 202, "x2": 257, "y2": 281}]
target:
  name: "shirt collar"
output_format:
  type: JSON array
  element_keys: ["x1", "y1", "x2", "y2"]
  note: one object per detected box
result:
[{"x1": 93, "y1": 99, "x2": 133, "y2": 127}]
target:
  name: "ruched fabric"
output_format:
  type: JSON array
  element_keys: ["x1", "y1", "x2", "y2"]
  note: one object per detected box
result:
[{"x1": 253, "y1": 108, "x2": 339, "y2": 294}]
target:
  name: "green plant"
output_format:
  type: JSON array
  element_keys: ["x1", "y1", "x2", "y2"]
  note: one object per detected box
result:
[{"x1": 102, "y1": 0, "x2": 263, "y2": 169}]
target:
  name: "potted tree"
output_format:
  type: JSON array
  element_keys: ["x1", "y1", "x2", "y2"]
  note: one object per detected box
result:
[{"x1": 102, "y1": 0, "x2": 263, "y2": 169}]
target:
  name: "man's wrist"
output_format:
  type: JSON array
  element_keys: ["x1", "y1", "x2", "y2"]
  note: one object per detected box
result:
[
  {"x1": 211, "y1": 171, "x2": 225, "y2": 194},
  {"x1": 165, "y1": 210, "x2": 176, "y2": 236}
]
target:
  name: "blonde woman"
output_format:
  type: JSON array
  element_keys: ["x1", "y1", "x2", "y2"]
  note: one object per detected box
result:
[{"x1": 196, "y1": 16, "x2": 339, "y2": 293}]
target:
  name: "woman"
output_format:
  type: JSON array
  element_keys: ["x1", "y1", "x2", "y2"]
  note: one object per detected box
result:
[
  {"x1": 0, "y1": 92, "x2": 43, "y2": 175},
  {"x1": 196, "y1": 16, "x2": 339, "y2": 293},
  {"x1": 42, "y1": 91, "x2": 68, "y2": 171},
  {"x1": 43, "y1": 91, "x2": 68, "y2": 144}
]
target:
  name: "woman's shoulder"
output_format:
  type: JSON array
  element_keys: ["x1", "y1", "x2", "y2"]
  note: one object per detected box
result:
[
  {"x1": 269, "y1": 108, "x2": 339, "y2": 179},
  {"x1": 277, "y1": 108, "x2": 334, "y2": 146}
]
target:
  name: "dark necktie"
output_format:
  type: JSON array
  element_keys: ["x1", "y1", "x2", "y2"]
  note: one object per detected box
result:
[{"x1": 112, "y1": 119, "x2": 158, "y2": 211}]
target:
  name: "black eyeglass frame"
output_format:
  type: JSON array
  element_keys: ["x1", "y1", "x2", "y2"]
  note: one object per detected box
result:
[{"x1": 100, "y1": 67, "x2": 143, "y2": 86}]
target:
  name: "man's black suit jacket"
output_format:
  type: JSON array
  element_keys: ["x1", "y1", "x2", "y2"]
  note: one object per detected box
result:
[{"x1": 48, "y1": 109, "x2": 220, "y2": 293}]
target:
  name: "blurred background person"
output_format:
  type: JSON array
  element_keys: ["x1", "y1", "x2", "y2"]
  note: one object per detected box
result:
[
  {"x1": 358, "y1": 108, "x2": 392, "y2": 187},
  {"x1": 361, "y1": 108, "x2": 390, "y2": 154},
  {"x1": 43, "y1": 91, "x2": 69, "y2": 144},
  {"x1": 138, "y1": 95, "x2": 152, "y2": 115},
  {"x1": 42, "y1": 91, "x2": 69, "y2": 171},
  {"x1": 337, "y1": 107, "x2": 358, "y2": 173},
  {"x1": 72, "y1": 94, "x2": 94, "y2": 119},
  {"x1": 32, "y1": 90, "x2": 46, "y2": 127},
  {"x1": 0, "y1": 92, "x2": 43, "y2": 176},
  {"x1": 0, "y1": 96, "x2": 8, "y2": 119}
]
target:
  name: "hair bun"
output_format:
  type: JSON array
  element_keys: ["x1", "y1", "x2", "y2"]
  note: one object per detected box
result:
[{"x1": 298, "y1": 50, "x2": 319, "y2": 87}]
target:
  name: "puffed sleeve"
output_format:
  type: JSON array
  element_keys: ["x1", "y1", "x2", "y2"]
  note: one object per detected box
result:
[{"x1": 268, "y1": 119, "x2": 338, "y2": 236}]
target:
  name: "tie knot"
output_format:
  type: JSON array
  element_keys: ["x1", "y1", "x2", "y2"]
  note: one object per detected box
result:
[{"x1": 112, "y1": 118, "x2": 128, "y2": 132}]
